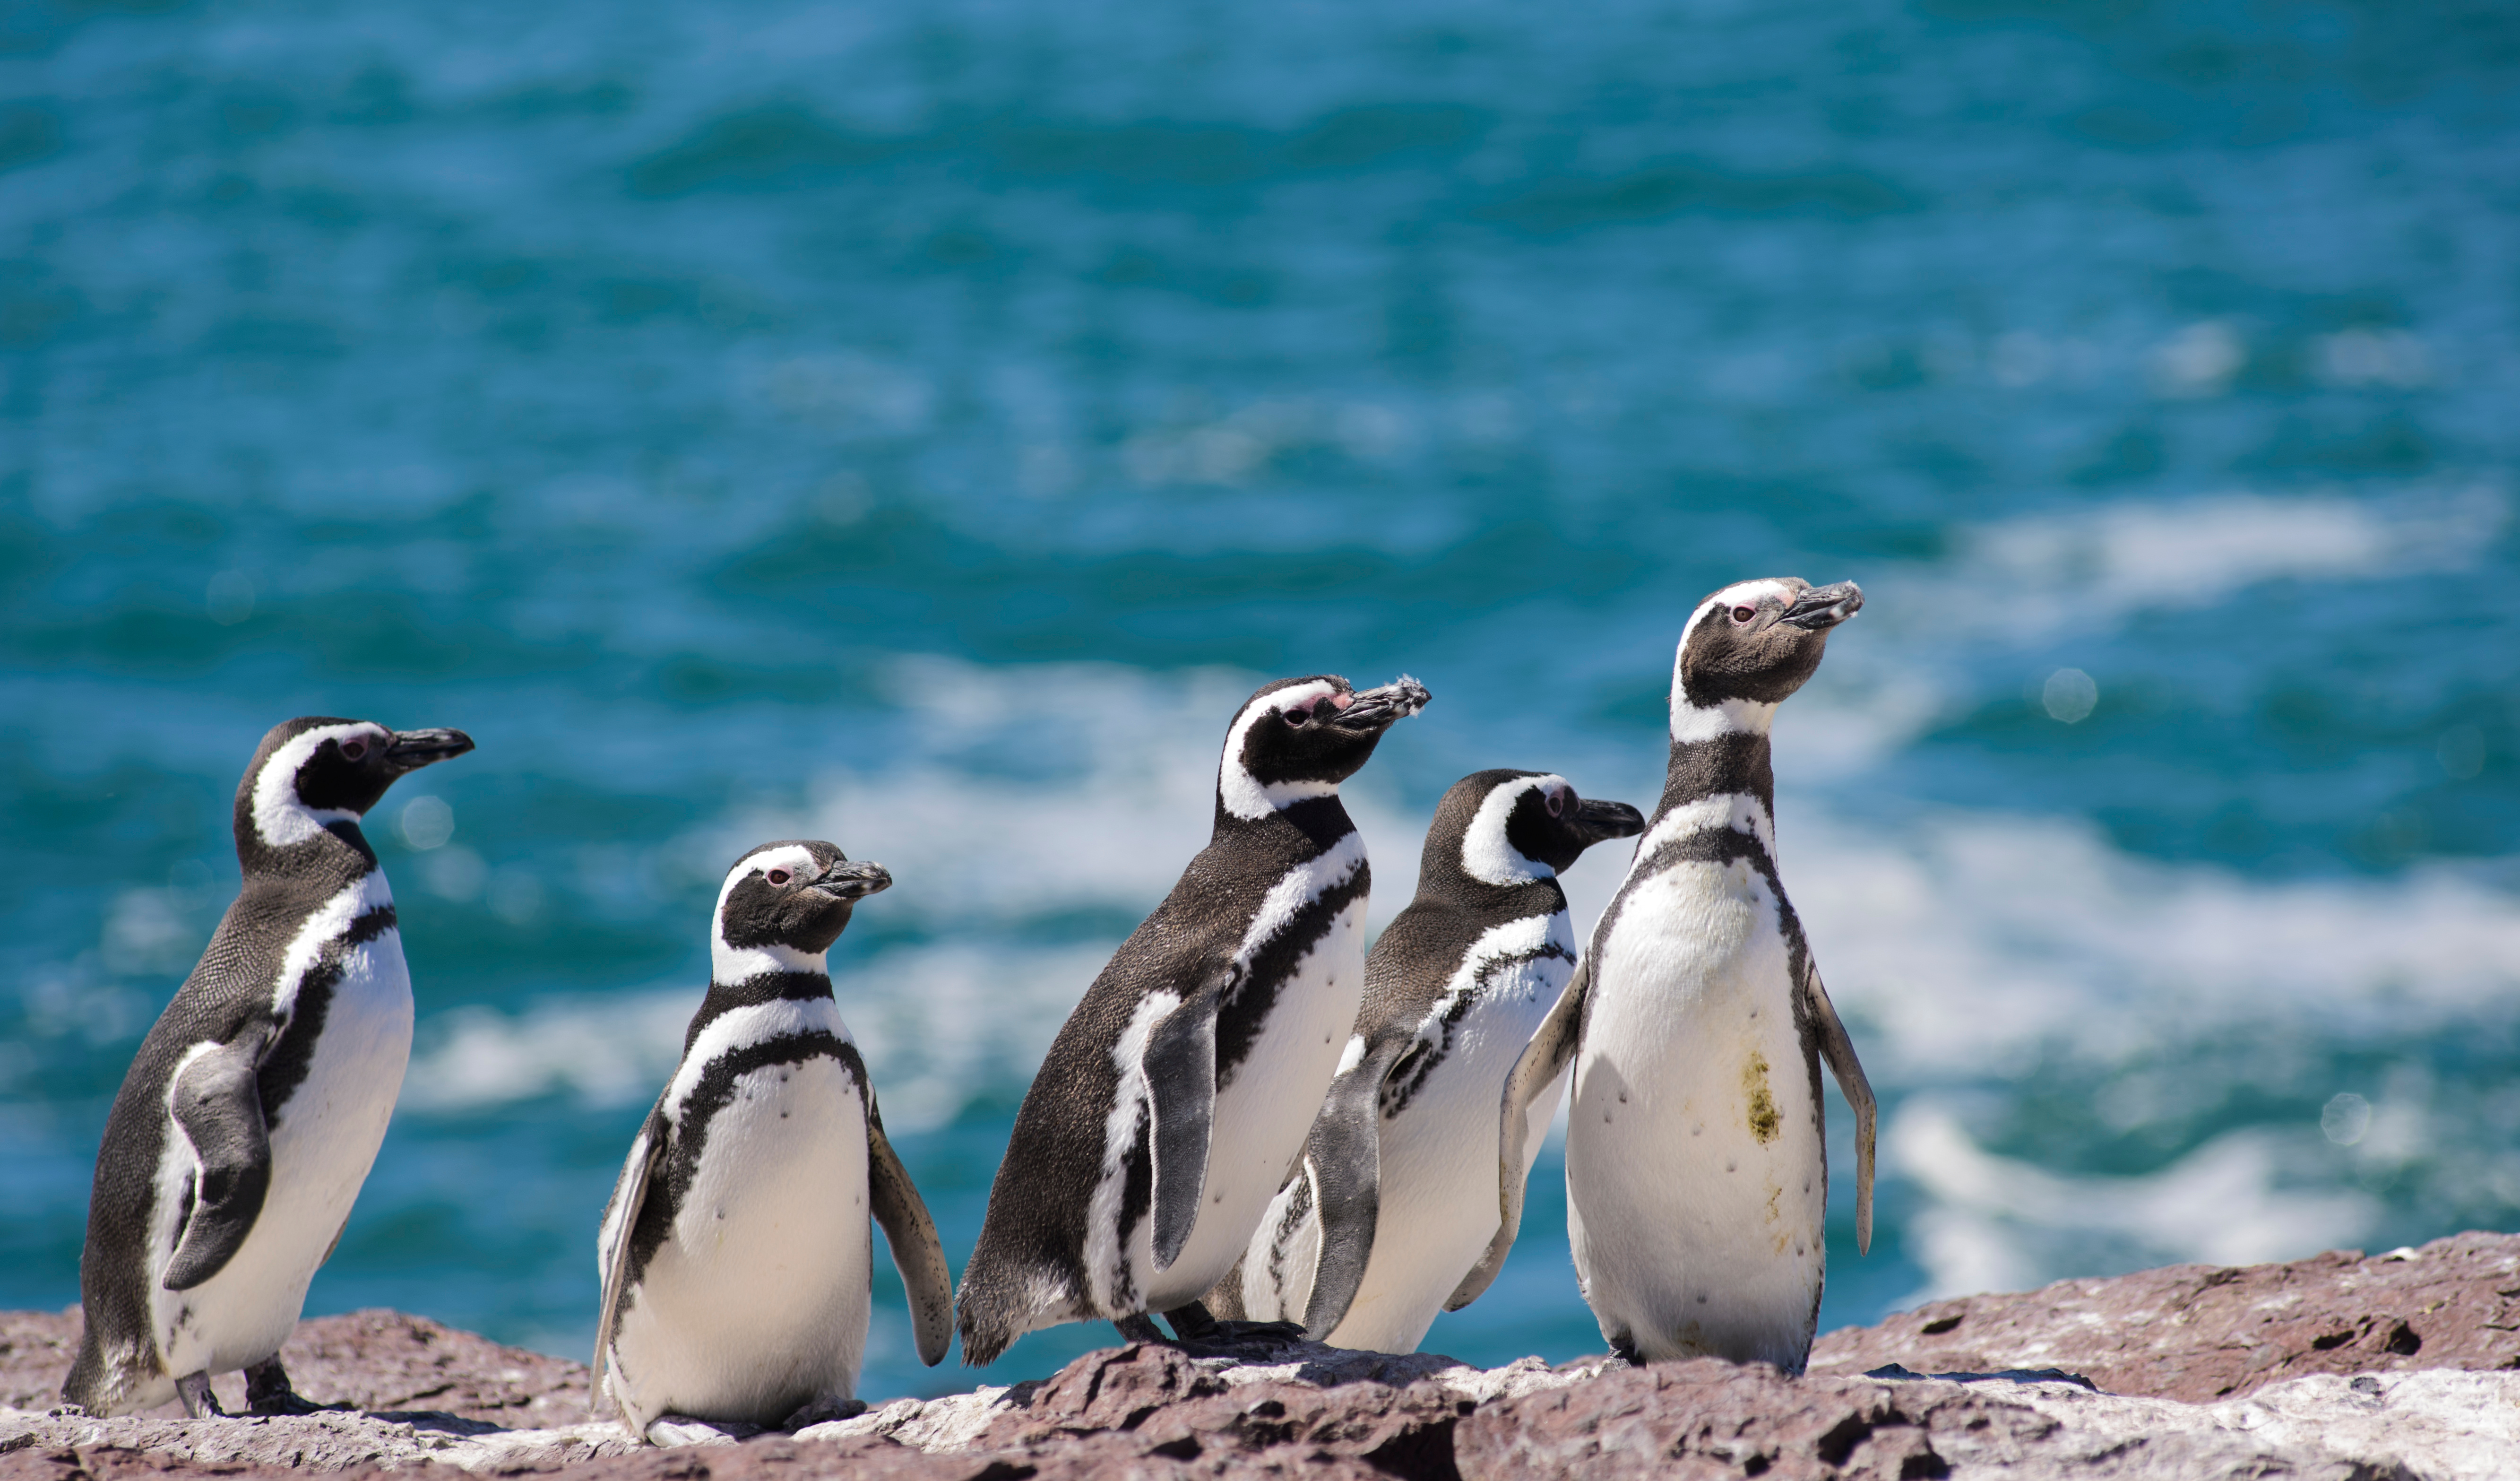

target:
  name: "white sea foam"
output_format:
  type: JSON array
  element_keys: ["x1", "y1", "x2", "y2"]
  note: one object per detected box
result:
[
  {"x1": 400, "y1": 942, "x2": 1115, "y2": 1133},
  {"x1": 1889, "y1": 1103, "x2": 2378, "y2": 1303},
  {"x1": 401, "y1": 990, "x2": 695, "y2": 1112},
  {"x1": 1780, "y1": 808, "x2": 2520, "y2": 1076},
  {"x1": 713, "y1": 658, "x2": 1432, "y2": 934},
  {"x1": 1762, "y1": 484, "x2": 2512, "y2": 778},
  {"x1": 402, "y1": 655, "x2": 2520, "y2": 1302},
  {"x1": 1946, "y1": 485, "x2": 2508, "y2": 638}
]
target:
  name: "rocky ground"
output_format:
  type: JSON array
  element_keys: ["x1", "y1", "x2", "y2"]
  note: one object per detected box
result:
[{"x1": 5, "y1": 1230, "x2": 2517, "y2": 1480}]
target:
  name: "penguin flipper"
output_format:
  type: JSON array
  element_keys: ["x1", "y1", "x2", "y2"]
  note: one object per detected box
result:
[
  {"x1": 865, "y1": 1102, "x2": 955, "y2": 1367},
  {"x1": 592, "y1": 1108, "x2": 666, "y2": 1414},
  {"x1": 1146, "y1": 974, "x2": 1226, "y2": 1271},
  {"x1": 1298, "y1": 1038, "x2": 1401, "y2": 1340},
  {"x1": 1804, "y1": 961, "x2": 1876, "y2": 1256},
  {"x1": 1449, "y1": 955, "x2": 1591, "y2": 1312},
  {"x1": 161, "y1": 1038, "x2": 275, "y2": 1292}
]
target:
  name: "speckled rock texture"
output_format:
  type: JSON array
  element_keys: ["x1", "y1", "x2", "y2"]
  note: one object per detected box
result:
[
  {"x1": 1806, "y1": 1228, "x2": 2520, "y2": 1401},
  {"x1": 0, "y1": 1309, "x2": 593, "y2": 1427},
  {"x1": 5, "y1": 1230, "x2": 2518, "y2": 1479}
]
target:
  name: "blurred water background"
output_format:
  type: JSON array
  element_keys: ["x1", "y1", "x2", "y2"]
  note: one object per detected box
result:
[{"x1": 5, "y1": 0, "x2": 2518, "y2": 1401}]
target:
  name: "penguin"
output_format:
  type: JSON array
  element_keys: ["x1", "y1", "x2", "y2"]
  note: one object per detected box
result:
[
  {"x1": 1487, "y1": 577, "x2": 1877, "y2": 1373},
  {"x1": 593, "y1": 840, "x2": 953, "y2": 1437},
  {"x1": 62, "y1": 717, "x2": 475, "y2": 1418},
  {"x1": 954, "y1": 673, "x2": 1432, "y2": 1366},
  {"x1": 1212, "y1": 769, "x2": 1643, "y2": 1353}
]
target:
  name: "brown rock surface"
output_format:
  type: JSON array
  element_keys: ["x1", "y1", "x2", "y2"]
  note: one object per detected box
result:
[
  {"x1": 11, "y1": 1230, "x2": 2520, "y2": 1478},
  {"x1": 0, "y1": 1308, "x2": 593, "y2": 1427},
  {"x1": 1809, "y1": 1228, "x2": 2520, "y2": 1401},
  {"x1": 965, "y1": 1340, "x2": 1477, "y2": 1475},
  {"x1": 1458, "y1": 1359, "x2": 1970, "y2": 1481}
]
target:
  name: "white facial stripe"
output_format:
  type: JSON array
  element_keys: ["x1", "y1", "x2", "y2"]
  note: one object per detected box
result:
[
  {"x1": 1217, "y1": 681, "x2": 1346, "y2": 822},
  {"x1": 1461, "y1": 775, "x2": 1566, "y2": 886},
  {"x1": 1638, "y1": 791, "x2": 1776, "y2": 860},
  {"x1": 710, "y1": 844, "x2": 827, "y2": 980},
  {"x1": 1669, "y1": 580, "x2": 1801, "y2": 741},
  {"x1": 251, "y1": 723, "x2": 386, "y2": 848},
  {"x1": 1669, "y1": 694, "x2": 1780, "y2": 743},
  {"x1": 713, "y1": 940, "x2": 825, "y2": 980},
  {"x1": 271, "y1": 871, "x2": 396, "y2": 1017},
  {"x1": 665, "y1": 997, "x2": 848, "y2": 1122}
]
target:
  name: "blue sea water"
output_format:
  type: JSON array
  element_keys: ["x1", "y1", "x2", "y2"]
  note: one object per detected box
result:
[{"x1": 3, "y1": 0, "x2": 2518, "y2": 1403}]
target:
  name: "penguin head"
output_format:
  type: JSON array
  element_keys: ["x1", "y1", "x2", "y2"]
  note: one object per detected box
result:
[
  {"x1": 713, "y1": 840, "x2": 892, "y2": 976},
  {"x1": 238, "y1": 716, "x2": 476, "y2": 858},
  {"x1": 1439, "y1": 770, "x2": 1647, "y2": 887},
  {"x1": 1217, "y1": 673, "x2": 1433, "y2": 821},
  {"x1": 1671, "y1": 577, "x2": 1863, "y2": 739}
]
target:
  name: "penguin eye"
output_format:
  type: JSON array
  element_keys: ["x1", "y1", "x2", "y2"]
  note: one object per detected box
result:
[
  {"x1": 1731, "y1": 605, "x2": 1757, "y2": 624},
  {"x1": 1547, "y1": 789, "x2": 1567, "y2": 818},
  {"x1": 339, "y1": 738, "x2": 368, "y2": 761},
  {"x1": 766, "y1": 868, "x2": 792, "y2": 886},
  {"x1": 1283, "y1": 706, "x2": 1310, "y2": 728}
]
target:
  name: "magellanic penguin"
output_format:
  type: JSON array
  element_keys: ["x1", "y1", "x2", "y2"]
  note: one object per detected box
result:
[
  {"x1": 62, "y1": 717, "x2": 474, "y2": 1417},
  {"x1": 954, "y1": 674, "x2": 1432, "y2": 1366},
  {"x1": 594, "y1": 840, "x2": 953, "y2": 1437},
  {"x1": 1212, "y1": 769, "x2": 1643, "y2": 1353},
  {"x1": 1490, "y1": 578, "x2": 1878, "y2": 1373}
]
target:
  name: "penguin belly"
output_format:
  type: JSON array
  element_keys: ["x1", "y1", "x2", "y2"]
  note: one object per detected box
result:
[
  {"x1": 151, "y1": 911, "x2": 414, "y2": 1386},
  {"x1": 1338, "y1": 988, "x2": 1566, "y2": 1351},
  {"x1": 1565, "y1": 857, "x2": 1826, "y2": 1371},
  {"x1": 609, "y1": 1057, "x2": 873, "y2": 1429},
  {"x1": 1138, "y1": 897, "x2": 1368, "y2": 1315},
  {"x1": 1244, "y1": 915, "x2": 1572, "y2": 1353}
]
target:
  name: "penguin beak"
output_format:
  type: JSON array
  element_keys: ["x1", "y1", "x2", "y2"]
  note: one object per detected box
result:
[
  {"x1": 1780, "y1": 581, "x2": 1864, "y2": 631},
  {"x1": 811, "y1": 859, "x2": 893, "y2": 901},
  {"x1": 1570, "y1": 797, "x2": 1646, "y2": 848},
  {"x1": 1329, "y1": 675, "x2": 1433, "y2": 733},
  {"x1": 383, "y1": 728, "x2": 475, "y2": 773}
]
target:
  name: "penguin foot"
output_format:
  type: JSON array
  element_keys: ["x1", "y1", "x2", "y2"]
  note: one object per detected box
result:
[
  {"x1": 243, "y1": 1358, "x2": 333, "y2": 1416},
  {"x1": 1607, "y1": 1333, "x2": 1643, "y2": 1368},
  {"x1": 175, "y1": 1372, "x2": 225, "y2": 1419},
  {"x1": 1113, "y1": 1314, "x2": 1168, "y2": 1344},
  {"x1": 1161, "y1": 1301, "x2": 1307, "y2": 1351},
  {"x1": 782, "y1": 1396, "x2": 867, "y2": 1430},
  {"x1": 647, "y1": 1415, "x2": 764, "y2": 1447}
]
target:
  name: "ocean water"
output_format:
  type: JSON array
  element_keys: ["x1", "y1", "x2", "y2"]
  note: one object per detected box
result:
[{"x1": 4, "y1": 0, "x2": 2518, "y2": 1402}]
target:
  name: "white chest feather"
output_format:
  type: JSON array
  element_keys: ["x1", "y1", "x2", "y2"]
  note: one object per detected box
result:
[
  {"x1": 607, "y1": 1019, "x2": 874, "y2": 1429},
  {"x1": 1310, "y1": 912, "x2": 1575, "y2": 1353},
  {"x1": 154, "y1": 871, "x2": 414, "y2": 1380},
  {"x1": 1564, "y1": 850, "x2": 1829, "y2": 1369}
]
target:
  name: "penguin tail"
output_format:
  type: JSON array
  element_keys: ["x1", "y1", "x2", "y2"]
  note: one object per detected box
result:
[
  {"x1": 60, "y1": 1330, "x2": 150, "y2": 1418},
  {"x1": 953, "y1": 1292, "x2": 1016, "y2": 1369}
]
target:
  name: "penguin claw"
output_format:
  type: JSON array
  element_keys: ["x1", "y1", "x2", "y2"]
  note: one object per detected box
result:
[{"x1": 176, "y1": 1372, "x2": 225, "y2": 1419}]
